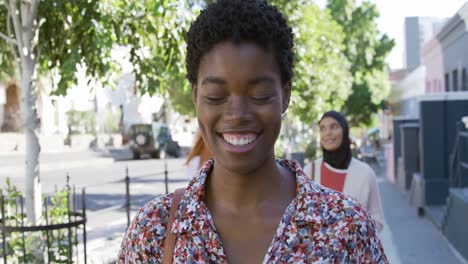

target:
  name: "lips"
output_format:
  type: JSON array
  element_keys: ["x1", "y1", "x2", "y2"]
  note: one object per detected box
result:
[
  {"x1": 222, "y1": 133, "x2": 257, "y2": 146},
  {"x1": 218, "y1": 131, "x2": 261, "y2": 153}
]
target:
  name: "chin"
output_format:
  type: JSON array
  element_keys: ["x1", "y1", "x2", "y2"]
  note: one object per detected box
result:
[
  {"x1": 323, "y1": 145, "x2": 340, "y2": 152},
  {"x1": 216, "y1": 154, "x2": 270, "y2": 175}
]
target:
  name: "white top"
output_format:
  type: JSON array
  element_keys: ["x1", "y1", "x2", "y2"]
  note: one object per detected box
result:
[
  {"x1": 303, "y1": 158, "x2": 385, "y2": 232},
  {"x1": 185, "y1": 155, "x2": 201, "y2": 179}
]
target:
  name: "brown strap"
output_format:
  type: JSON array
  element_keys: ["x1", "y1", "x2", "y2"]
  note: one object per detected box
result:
[
  {"x1": 311, "y1": 161, "x2": 315, "y2": 181},
  {"x1": 162, "y1": 188, "x2": 185, "y2": 264}
]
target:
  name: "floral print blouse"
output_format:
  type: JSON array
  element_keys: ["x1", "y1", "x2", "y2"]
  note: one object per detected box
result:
[{"x1": 118, "y1": 159, "x2": 387, "y2": 263}]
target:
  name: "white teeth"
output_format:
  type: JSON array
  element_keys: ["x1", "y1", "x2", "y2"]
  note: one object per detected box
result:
[{"x1": 222, "y1": 134, "x2": 256, "y2": 146}]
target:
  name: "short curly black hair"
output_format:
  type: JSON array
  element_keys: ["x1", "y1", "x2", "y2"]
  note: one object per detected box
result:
[{"x1": 186, "y1": 0, "x2": 294, "y2": 85}]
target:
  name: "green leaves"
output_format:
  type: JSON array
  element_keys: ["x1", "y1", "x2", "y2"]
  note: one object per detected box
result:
[
  {"x1": 0, "y1": 5, "x2": 15, "y2": 80},
  {"x1": 271, "y1": 1, "x2": 352, "y2": 124},
  {"x1": 110, "y1": 0, "x2": 193, "y2": 96},
  {"x1": 1, "y1": 0, "x2": 196, "y2": 115},
  {"x1": 327, "y1": 0, "x2": 395, "y2": 126},
  {"x1": 1, "y1": 178, "x2": 76, "y2": 263},
  {"x1": 36, "y1": 0, "x2": 116, "y2": 95}
]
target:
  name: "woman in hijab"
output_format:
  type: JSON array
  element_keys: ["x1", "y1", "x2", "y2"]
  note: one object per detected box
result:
[{"x1": 303, "y1": 110, "x2": 385, "y2": 232}]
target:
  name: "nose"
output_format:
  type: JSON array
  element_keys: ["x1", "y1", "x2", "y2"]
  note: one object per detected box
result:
[
  {"x1": 224, "y1": 96, "x2": 251, "y2": 123},
  {"x1": 322, "y1": 127, "x2": 332, "y2": 137}
]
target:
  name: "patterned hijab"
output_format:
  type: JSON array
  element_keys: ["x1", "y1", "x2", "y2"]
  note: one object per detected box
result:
[{"x1": 319, "y1": 111, "x2": 352, "y2": 170}]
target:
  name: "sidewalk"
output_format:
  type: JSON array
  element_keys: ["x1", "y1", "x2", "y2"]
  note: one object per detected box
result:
[
  {"x1": 82, "y1": 179, "x2": 190, "y2": 263},
  {"x1": 378, "y1": 178, "x2": 467, "y2": 264},
  {"x1": 372, "y1": 158, "x2": 467, "y2": 264}
]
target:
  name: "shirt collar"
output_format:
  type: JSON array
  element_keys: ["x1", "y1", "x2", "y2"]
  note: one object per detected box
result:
[{"x1": 172, "y1": 159, "x2": 320, "y2": 234}]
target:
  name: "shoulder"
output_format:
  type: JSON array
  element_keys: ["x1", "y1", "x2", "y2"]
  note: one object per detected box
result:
[
  {"x1": 134, "y1": 193, "x2": 173, "y2": 227},
  {"x1": 118, "y1": 193, "x2": 173, "y2": 262},
  {"x1": 302, "y1": 182, "x2": 385, "y2": 261},
  {"x1": 348, "y1": 158, "x2": 375, "y2": 177},
  {"x1": 303, "y1": 179, "x2": 379, "y2": 236},
  {"x1": 302, "y1": 178, "x2": 371, "y2": 221}
]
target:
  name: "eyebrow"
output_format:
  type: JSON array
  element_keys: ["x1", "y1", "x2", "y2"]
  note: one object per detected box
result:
[
  {"x1": 248, "y1": 76, "x2": 275, "y2": 86},
  {"x1": 200, "y1": 76, "x2": 275, "y2": 86},
  {"x1": 201, "y1": 77, "x2": 226, "y2": 86}
]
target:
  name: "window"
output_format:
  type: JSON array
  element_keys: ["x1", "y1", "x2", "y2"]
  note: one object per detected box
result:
[
  {"x1": 453, "y1": 70, "x2": 459, "y2": 91},
  {"x1": 445, "y1": 73, "x2": 450, "y2": 91}
]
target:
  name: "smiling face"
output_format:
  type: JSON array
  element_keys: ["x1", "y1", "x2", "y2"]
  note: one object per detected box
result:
[
  {"x1": 193, "y1": 41, "x2": 290, "y2": 174},
  {"x1": 319, "y1": 117, "x2": 344, "y2": 151}
]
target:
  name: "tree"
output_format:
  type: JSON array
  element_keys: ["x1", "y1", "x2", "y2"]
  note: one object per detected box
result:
[
  {"x1": 110, "y1": 0, "x2": 195, "y2": 107},
  {"x1": 327, "y1": 0, "x2": 395, "y2": 126},
  {"x1": 269, "y1": 1, "x2": 352, "y2": 124},
  {"x1": 0, "y1": 0, "x2": 112, "y2": 223},
  {"x1": 0, "y1": 0, "x2": 196, "y2": 223}
]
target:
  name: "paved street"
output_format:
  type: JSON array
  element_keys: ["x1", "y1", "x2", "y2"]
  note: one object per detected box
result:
[
  {"x1": 1, "y1": 150, "x2": 467, "y2": 263},
  {"x1": 0, "y1": 150, "x2": 187, "y2": 196}
]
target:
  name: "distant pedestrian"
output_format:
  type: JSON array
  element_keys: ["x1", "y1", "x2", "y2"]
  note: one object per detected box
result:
[
  {"x1": 185, "y1": 132, "x2": 212, "y2": 179},
  {"x1": 118, "y1": 1, "x2": 386, "y2": 263},
  {"x1": 303, "y1": 111, "x2": 385, "y2": 232}
]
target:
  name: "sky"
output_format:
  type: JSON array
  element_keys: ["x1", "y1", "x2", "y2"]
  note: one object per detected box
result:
[{"x1": 373, "y1": 0, "x2": 467, "y2": 70}]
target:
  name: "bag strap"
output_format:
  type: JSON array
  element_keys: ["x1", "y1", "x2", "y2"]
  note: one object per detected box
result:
[{"x1": 162, "y1": 188, "x2": 185, "y2": 264}]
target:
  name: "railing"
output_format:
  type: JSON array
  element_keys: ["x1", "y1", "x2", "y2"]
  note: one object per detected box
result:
[
  {"x1": 0, "y1": 183, "x2": 87, "y2": 264},
  {"x1": 1, "y1": 157, "x2": 185, "y2": 263},
  {"x1": 449, "y1": 122, "x2": 468, "y2": 188},
  {"x1": 123, "y1": 159, "x2": 181, "y2": 228}
]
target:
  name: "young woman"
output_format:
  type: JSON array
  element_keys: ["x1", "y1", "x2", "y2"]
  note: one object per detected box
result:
[
  {"x1": 303, "y1": 111, "x2": 385, "y2": 232},
  {"x1": 185, "y1": 132, "x2": 212, "y2": 179},
  {"x1": 118, "y1": 1, "x2": 387, "y2": 263}
]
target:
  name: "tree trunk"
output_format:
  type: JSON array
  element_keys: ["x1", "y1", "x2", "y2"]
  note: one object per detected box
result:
[
  {"x1": 21, "y1": 56, "x2": 42, "y2": 225},
  {"x1": 4, "y1": 0, "x2": 44, "y2": 260},
  {"x1": 8, "y1": 0, "x2": 43, "y2": 225}
]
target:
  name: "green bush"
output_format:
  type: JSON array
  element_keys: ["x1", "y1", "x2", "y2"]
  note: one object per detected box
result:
[{"x1": 0, "y1": 178, "x2": 79, "y2": 263}]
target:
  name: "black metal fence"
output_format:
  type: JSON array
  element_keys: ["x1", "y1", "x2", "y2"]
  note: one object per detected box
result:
[
  {"x1": 0, "y1": 183, "x2": 87, "y2": 264},
  {"x1": 1, "y1": 157, "x2": 186, "y2": 263},
  {"x1": 124, "y1": 159, "x2": 178, "y2": 228}
]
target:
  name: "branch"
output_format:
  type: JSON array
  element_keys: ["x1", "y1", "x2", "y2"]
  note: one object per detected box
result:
[
  {"x1": 7, "y1": 6, "x2": 21, "y2": 75},
  {"x1": 0, "y1": 31, "x2": 17, "y2": 45},
  {"x1": 9, "y1": 0, "x2": 25, "y2": 59},
  {"x1": 27, "y1": 0, "x2": 39, "y2": 29}
]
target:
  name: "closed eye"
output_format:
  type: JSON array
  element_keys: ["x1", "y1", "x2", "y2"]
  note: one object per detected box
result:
[
  {"x1": 251, "y1": 96, "x2": 273, "y2": 104},
  {"x1": 204, "y1": 96, "x2": 226, "y2": 104}
]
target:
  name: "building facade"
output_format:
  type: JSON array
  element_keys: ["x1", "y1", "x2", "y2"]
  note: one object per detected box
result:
[{"x1": 405, "y1": 16, "x2": 448, "y2": 69}]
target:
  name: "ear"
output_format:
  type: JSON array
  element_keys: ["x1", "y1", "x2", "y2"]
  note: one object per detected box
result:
[
  {"x1": 192, "y1": 84, "x2": 198, "y2": 106},
  {"x1": 282, "y1": 81, "x2": 291, "y2": 114}
]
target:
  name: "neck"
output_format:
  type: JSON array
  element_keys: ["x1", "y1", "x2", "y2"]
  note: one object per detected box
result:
[{"x1": 206, "y1": 158, "x2": 295, "y2": 214}]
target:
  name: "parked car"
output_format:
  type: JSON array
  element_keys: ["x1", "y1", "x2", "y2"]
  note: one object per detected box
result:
[{"x1": 128, "y1": 123, "x2": 181, "y2": 159}]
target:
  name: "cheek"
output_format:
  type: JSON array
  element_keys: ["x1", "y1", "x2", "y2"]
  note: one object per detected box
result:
[
  {"x1": 197, "y1": 107, "x2": 215, "y2": 132},
  {"x1": 260, "y1": 107, "x2": 282, "y2": 129},
  {"x1": 334, "y1": 131, "x2": 343, "y2": 144}
]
